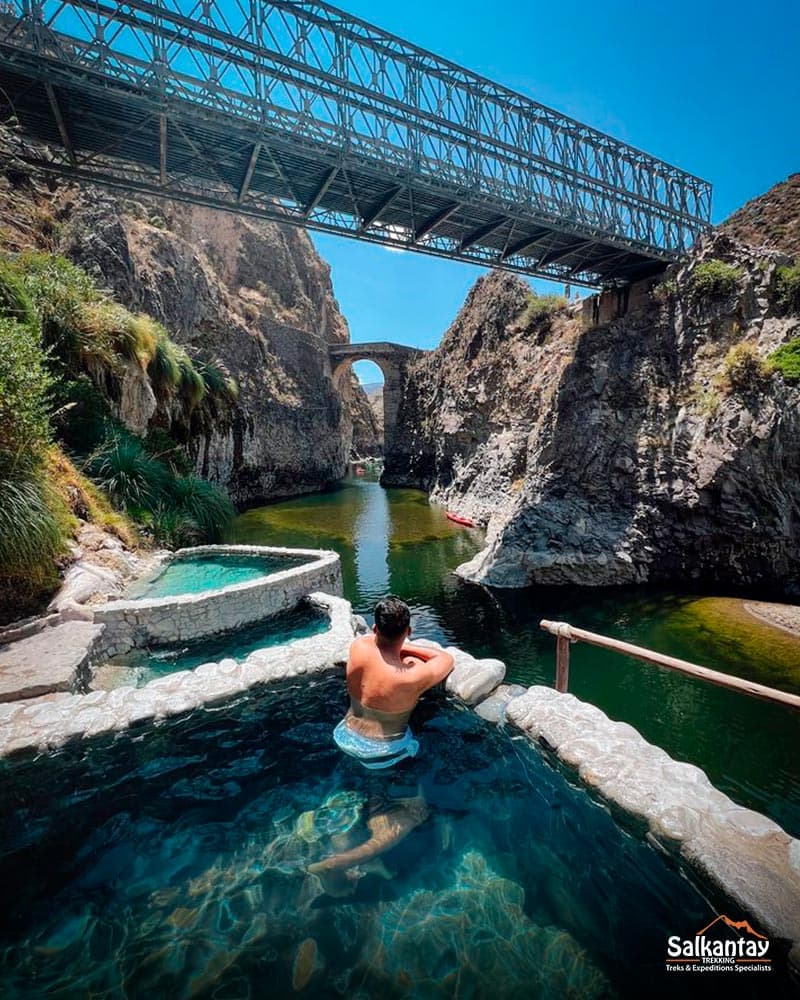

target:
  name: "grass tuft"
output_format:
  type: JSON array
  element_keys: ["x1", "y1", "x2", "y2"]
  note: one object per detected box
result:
[{"x1": 767, "y1": 338, "x2": 800, "y2": 382}]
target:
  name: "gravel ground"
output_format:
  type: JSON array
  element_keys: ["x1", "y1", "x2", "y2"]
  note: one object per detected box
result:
[{"x1": 744, "y1": 600, "x2": 800, "y2": 638}]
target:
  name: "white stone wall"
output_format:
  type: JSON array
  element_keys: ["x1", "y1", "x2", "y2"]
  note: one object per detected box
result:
[
  {"x1": 92, "y1": 545, "x2": 343, "y2": 657},
  {"x1": 0, "y1": 593, "x2": 354, "y2": 756}
]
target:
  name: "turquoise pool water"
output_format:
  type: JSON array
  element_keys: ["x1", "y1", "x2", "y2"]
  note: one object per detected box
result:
[
  {"x1": 1, "y1": 677, "x2": 791, "y2": 998},
  {"x1": 126, "y1": 552, "x2": 306, "y2": 600},
  {"x1": 95, "y1": 605, "x2": 330, "y2": 688}
]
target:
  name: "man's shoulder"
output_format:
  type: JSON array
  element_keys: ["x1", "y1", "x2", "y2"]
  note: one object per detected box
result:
[{"x1": 349, "y1": 634, "x2": 377, "y2": 658}]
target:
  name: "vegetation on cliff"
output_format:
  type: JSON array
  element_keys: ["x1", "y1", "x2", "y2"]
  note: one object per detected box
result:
[{"x1": 0, "y1": 250, "x2": 236, "y2": 618}]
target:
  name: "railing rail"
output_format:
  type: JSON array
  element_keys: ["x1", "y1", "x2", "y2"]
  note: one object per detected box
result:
[{"x1": 539, "y1": 619, "x2": 800, "y2": 711}]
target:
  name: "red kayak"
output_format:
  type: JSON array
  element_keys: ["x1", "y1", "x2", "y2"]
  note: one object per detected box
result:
[{"x1": 446, "y1": 511, "x2": 476, "y2": 527}]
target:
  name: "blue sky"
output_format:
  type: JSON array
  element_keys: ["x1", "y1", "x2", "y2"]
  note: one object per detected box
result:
[{"x1": 305, "y1": 0, "x2": 800, "y2": 381}]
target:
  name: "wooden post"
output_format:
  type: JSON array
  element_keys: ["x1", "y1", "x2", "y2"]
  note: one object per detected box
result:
[
  {"x1": 540, "y1": 619, "x2": 800, "y2": 711},
  {"x1": 555, "y1": 634, "x2": 570, "y2": 693}
]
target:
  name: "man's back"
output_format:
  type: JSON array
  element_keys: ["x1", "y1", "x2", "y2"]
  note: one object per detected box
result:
[{"x1": 343, "y1": 630, "x2": 453, "y2": 741}]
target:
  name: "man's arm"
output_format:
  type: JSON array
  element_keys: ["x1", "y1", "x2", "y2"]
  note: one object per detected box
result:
[{"x1": 400, "y1": 644, "x2": 454, "y2": 691}]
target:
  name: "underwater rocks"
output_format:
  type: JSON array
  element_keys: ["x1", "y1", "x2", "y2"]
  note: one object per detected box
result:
[
  {"x1": 370, "y1": 850, "x2": 613, "y2": 999},
  {"x1": 504, "y1": 685, "x2": 800, "y2": 973}
]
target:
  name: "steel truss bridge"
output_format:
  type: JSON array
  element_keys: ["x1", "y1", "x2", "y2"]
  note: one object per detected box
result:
[{"x1": 0, "y1": 0, "x2": 712, "y2": 286}]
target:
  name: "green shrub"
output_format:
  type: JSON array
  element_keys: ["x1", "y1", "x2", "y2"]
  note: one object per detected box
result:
[
  {"x1": 168, "y1": 476, "x2": 235, "y2": 541},
  {"x1": 773, "y1": 264, "x2": 800, "y2": 315},
  {"x1": 652, "y1": 278, "x2": 677, "y2": 303},
  {"x1": 148, "y1": 504, "x2": 202, "y2": 549},
  {"x1": 176, "y1": 349, "x2": 206, "y2": 409},
  {"x1": 196, "y1": 358, "x2": 240, "y2": 405},
  {"x1": 144, "y1": 429, "x2": 192, "y2": 475},
  {"x1": 718, "y1": 343, "x2": 768, "y2": 393},
  {"x1": 86, "y1": 431, "x2": 169, "y2": 510},
  {"x1": 0, "y1": 317, "x2": 53, "y2": 475},
  {"x1": 16, "y1": 252, "x2": 120, "y2": 371},
  {"x1": 0, "y1": 258, "x2": 36, "y2": 327},
  {"x1": 518, "y1": 291, "x2": 568, "y2": 327},
  {"x1": 768, "y1": 338, "x2": 800, "y2": 382},
  {"x1": 147, "y1": 332, "x2": 182, "y2": 398},
  {"x1": 0, "y1": 476, "x2": 64, "y2": 574},
  {"x1": 690, "y1": 259, "x2": 741, "y2": 300},
  {"x1": 122, "y1": 314, "x2": 159, "y2": 367},
  {"x1": 49, "y1": 373, "x2": 115, "y2": 455}
]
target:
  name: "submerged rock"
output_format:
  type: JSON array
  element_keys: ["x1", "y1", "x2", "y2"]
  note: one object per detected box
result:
[{"x1": 365, "y1": 850, "x2": 613, "y2": 998}]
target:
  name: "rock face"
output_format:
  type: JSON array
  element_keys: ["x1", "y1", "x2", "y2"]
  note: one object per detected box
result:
[
  {"x1": 720, "y1": 172, "x2": 800, "y2": 259},
  {"x1": 340, "y1": 374, "x2": 383, "y2": 460},
  {"x1": 0, "y1": 129, "x2": 370, "y2": 506},
  {"x1": 390, "y1": 230, "x2": 800, "y2": 591}
]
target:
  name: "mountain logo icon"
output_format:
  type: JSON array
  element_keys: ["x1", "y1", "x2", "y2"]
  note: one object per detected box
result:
[{"x1": 696, "y1": 915, "x2": 768, "y2": 939}]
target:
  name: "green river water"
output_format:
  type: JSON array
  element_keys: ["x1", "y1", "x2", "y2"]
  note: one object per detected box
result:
[{"x1": 229, "y1": 475, "x2": 800, "y2": 838}]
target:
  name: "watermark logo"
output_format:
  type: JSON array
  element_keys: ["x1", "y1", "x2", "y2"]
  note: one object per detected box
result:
[{"x1": 665, "y1": 914, "x2": 772, "y2": 974}]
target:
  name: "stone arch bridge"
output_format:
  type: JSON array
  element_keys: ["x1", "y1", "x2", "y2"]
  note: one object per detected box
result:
[{"x1": 329, "y1": 342, "x2": 425, "y2": 470}]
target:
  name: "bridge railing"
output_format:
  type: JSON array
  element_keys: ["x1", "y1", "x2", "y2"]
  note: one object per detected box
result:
[
  {"x1": 540, "y1": 619, "x2": 800, "y2": 710},
  {"x1": 2, "y1": 0, "x2": 711, "y2": 257}
]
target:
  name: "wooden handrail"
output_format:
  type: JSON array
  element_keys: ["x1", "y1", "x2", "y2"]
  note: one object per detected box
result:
[{"x1": 539, "y1": 619, "x2": 800, "y2": 710}]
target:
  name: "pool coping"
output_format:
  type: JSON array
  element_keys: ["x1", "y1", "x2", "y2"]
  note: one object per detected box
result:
[
  {"x1": 0, "y1": 592, "x2": 355, "y2": 757},
  {"x1": 498, "y1": 683, "x2": 800, "y2": 975},
  {"x1": 92, "y1": 544, "x2": 343, "y2": 656}
]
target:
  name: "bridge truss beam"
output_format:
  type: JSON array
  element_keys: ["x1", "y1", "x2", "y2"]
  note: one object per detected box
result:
[{"x1": 0, "y1": 0, "x2": 712, "y2": 286}]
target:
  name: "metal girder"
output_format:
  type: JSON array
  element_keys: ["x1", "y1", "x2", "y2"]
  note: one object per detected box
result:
[
  {"x1": 414, "y1": 202, "x2": 459, "y2": 242},
  {"x1": 159, "y1": 113, "x2": 167, "y2": 185},
  {"x1": 303, "y1": 165, "x2": 338, "y2": 217},
  {"x1": 538, "y1": 239, "x2": 597, "y2": 268},
  {"x1": 44, "y1": 82, "x2": 75, "y2": 166},
  {"x1": 500, "y1": 228, "x2": 551, "y2": 261},
  {"x1": 0, "y1": 0, "x2": 713, "y2": 286},
  {"x1": 360, "y1": 185, "x2": 403, "y2": 231},
  {"x1": 459, "y1": 217, "x2": 507, "y2": 252},
  {"x1": 238, "y1": 141, "x2": 261, "y2": 203}
]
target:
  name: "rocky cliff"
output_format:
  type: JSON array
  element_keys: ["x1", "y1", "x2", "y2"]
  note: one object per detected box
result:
[
  {"x1": 0, "y1": 128, "x2": 373, "y2": 505},
  {"x1": 390, "y1": 180, "x2": 800, "y2": 592}
]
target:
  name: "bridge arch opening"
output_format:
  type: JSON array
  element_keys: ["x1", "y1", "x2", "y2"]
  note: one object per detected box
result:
[{"x1": 333, "y1": 356, "x2": 389, "y2": 462}]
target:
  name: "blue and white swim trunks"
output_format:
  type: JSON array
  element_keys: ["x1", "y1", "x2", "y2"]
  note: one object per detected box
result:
[{"x1": 333, "y1": 719, "x2": 419, "y2": 770}]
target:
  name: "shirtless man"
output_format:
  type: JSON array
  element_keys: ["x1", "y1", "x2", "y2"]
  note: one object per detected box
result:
[
  {"x1": 306, "y1": 597, "x2": 453, "y2": 890},
  {"x1": 333, "y1": 595, "x2": 454, "y2": 768}
]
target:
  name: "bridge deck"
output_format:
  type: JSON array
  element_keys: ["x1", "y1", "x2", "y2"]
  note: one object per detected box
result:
[{"x1": 0, "y1": 1, "x2": 712, "y2": 287}]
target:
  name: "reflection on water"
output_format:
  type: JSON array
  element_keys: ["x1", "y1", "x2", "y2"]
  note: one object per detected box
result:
[
  {"x1": 230, "y1": 477, "x2": 800, "y2": 837},
  {"x1": 5, "y1": 678, "x2": 785, "y2": 1000}
]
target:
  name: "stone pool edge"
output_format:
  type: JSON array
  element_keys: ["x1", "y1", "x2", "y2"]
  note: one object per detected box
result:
[
  {"x1": 501, "y1": 683, "x2": 800, "y2": 975},
  {"x1": 0, "y1": 592, "x2": 355, "y2": 757},
  {"x1": 420, "y1": 638, "x2": 800, "y2": 974},
  {"x1": 93, "y1": 544, "x2": 344, "y2": 655}
]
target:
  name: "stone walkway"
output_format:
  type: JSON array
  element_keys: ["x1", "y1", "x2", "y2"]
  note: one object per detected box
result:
[{"x1": 0, "y1": 622, "x2": 103, "y2": 702}]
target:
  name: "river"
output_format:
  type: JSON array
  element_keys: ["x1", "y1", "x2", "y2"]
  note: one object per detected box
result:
[{"x1": 229, "y1": 474, "x2": 800, "y2": 838}]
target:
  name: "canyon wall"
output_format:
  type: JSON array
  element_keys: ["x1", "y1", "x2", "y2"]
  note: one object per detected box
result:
[
  {"x1": 389, "y1": 180, "x2": 800, "y2": 592},
  {"x1": 1, "y1": 129, "x2": 379, "y2": 505}
]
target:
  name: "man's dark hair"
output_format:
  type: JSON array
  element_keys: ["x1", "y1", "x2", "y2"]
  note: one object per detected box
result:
[{"x1": 374, "y1": 595, "x2": 410, "y2": 640}]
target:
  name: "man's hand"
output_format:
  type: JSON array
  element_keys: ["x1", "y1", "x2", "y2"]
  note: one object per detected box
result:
[{"x1": 399, "y1": 644, "x2": 454, "y2": 691}]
